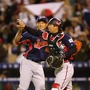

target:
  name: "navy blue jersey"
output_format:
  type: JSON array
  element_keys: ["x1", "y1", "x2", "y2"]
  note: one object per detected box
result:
[
  {"x1": 18, "y1": 31, "x2": 48, "y2": 61},
  {"x1": 62, "y1": 34, "x2": 75, "y2": 48},
  {"x1": 24, "y1": 26, "x2": 77, "y2": 61},
  {"x1": 61, "y1": 33, "x2": 77, "y2": 60},
  {"x1": 42, "y1": 32, "x2": 76, "y2": 60}
]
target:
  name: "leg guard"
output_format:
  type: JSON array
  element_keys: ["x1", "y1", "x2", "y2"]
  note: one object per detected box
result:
[{"x1": 51, "y1": 83, "x2": 60, "y2": 90}]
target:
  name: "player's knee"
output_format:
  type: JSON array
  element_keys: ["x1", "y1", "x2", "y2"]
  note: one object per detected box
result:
[
  {"x1": 40, "y1": 83, "x2": 45, "y2": 90},
  {"x1": 51, "y1": 83, "x2": 61, "y2": 90}
]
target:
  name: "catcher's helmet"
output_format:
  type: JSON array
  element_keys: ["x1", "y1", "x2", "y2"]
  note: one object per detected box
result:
[{"x1": 48, "y1": 18, "x2": 62, "y2": 29}]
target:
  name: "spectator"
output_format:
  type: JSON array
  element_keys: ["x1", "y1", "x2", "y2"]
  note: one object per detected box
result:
[
  {"x1": 82, "y1": 3, "x2": 90, "y2": 28},
  {"x1": 0, "y1": 70, "x2": 12, "y2": 90},
  {"x1": 18, "y1": 5, "x2": 36, "y2": 28},
  {"x1": 39, "y1": 0, "x2": 47, "y2": 3},
  {"x1": 74, "y1": 33, "x2": 90, "y2": 61},
  {"x1": 62, "y1": 12, "x2": 71, "y2": 31},
  {"x1": 0, "y1": 25, "x2": 14, "y2": 43},
  {"x1": 73, "y1": 3, "x2": 83, "y2": 17},
  {"x1": 4, "y1": 0, "x2": 18, "y2": 24},
  {"x1": 71, "y1": 17, "x2": 82, "y2": 39},
  {"x1": 0, "y1": 43, "x2": 8, "y2": 62}
]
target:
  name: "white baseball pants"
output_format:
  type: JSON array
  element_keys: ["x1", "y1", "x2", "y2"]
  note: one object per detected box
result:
[
  {"x1": 52, "y1": 62, "x2": 74, "y2": 90},
  {"x1": 17, "y1": 56, "x2": 45, "y2": 90}
]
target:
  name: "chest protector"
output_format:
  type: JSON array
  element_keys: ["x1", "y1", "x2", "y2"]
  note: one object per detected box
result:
[
  {"x1": 42, "y1": 32, "x2": 65, "y2": 69},
  {"x1": 42, "y1": 32, "x2": 65, "y2": 54}
]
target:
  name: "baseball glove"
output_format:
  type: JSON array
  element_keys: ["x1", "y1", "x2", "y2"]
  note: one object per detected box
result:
[{"x1": 46, "y1": 53, "x2": 64, "y2": 69}]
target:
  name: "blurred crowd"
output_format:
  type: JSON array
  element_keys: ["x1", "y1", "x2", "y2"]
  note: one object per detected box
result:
[{"x1": 0, "y1": 0, "x2": 90, "y2": 63}]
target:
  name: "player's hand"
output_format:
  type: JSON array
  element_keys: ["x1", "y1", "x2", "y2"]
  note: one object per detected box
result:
[{"x1": 16, "y1": 19, "x2": 25, "y2": 30}]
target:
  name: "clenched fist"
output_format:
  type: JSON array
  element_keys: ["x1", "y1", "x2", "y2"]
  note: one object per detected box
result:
[{"x1": 16, "y1": 19, "x2": 25, "y2": 30}]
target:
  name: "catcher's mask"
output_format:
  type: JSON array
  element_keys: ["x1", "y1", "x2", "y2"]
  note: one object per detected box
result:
[{"x1": 48, "y1": 18, "x2": 63, "y2": 30}]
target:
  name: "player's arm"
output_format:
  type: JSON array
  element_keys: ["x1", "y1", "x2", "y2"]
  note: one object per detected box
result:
[
  {"x1": 62, "y1": 34, "x2": 77, "y2": 59},
  {"x1": 23, "y1": 32, "x2": 39, "y2": 42},
  {"x1": 24, "y1": 26, "x2": 42, "y2": 37},
  {"x1": 17, "y1": 19, "x2": 42, "y2": 37},
  {"x1": 65, "y1": 45, "x2": 76, "y2": 59},
  {"x1": 14, "y1": 28, "x2": 23, "y2": 45}
]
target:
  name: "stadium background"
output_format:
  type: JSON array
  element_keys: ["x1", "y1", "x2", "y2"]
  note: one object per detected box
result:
[{"x1": 0, "y1": 0, "x2": 90, "y2": 90}]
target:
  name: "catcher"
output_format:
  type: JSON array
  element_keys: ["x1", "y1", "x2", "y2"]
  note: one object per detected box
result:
[
  {"x1": 46, "y1": 18, "x2": 77, "y2": 90},
  {"x1": 16, "y1": 18, "x2": 81, "y2": 90}
]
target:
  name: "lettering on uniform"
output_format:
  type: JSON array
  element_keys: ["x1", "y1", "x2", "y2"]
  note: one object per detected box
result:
[
  {"x1": 68, "y1": 38, "x2": 73, "y2": 43},
  {"x1": 34, "y1": 40, "x2": 48, "y2": 49}
]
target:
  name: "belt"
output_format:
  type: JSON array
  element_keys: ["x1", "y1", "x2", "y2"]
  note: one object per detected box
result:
[
  {"x1": 26, "y1": 57, "x2": 41, "y2": 63},
  {"x1": 64, "y1": 60, "x2": 69, "y2": 63},
  {"x1": 64, "y1": 60, "x2": 72, "y2": 63},
  {"x1": 34, "y1": 60, "x2": 41, "y2": 63}
]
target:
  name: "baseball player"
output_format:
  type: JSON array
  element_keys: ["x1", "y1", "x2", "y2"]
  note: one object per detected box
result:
[
  {"x1": 47, "y1": 18, "x2": 77, "y2": 90},
  {"x1": 17, "y1": 17, "x2": 77, "y2": 90},
  {"x1": 14, "y1": 16, "x2": 49, "y2": 90}
]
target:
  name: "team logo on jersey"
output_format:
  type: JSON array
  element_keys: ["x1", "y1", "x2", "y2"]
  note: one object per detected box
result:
[{"x1": 34, "y1": 39, "x2": 48, "y2": 49}]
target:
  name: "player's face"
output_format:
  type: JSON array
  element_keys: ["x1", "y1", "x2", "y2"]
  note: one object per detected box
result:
[
  {"x1": 48, "y1": 24, "x2": 58, "y2": 34},
  {"x1": 37, "y1": 21, "x2": 47, "y2": 31}
]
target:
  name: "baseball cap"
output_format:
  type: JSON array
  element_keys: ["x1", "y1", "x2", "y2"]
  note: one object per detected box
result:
[{"x1": 37, "y1": 16, "x2": 48, "y2": 23}]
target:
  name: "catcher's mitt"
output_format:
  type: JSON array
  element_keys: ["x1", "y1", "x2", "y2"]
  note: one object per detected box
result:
[{"x1": 46, "y1": 53, "x2": 64, "y2": 69}]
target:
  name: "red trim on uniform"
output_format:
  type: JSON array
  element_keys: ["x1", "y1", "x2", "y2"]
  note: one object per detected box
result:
[
  {"x1": 56, "y1": 34, "x2": 65, "y2": 48},
  {"x1": 28, "y1": 43, "x2": 33, "y2": 50},
  {"x1": 34, "y1": 41, "x2": 48, "y2": 49},
  {"x1": 57, "y1": 33, "x2": 65, "y2": 41},
  {"x1": 61, "y1": 65, "x2": 68, "y2": 89},
  {"x1": 64, "y1": 46, "x2": 68, "y2": 52},
  {"x1": 18, "y1": 39, "x2": 31, "y2": 45},
  {"x1": 23, "y1": 51, "x2": 29, "y2": 57},
  {"x1": 42, "y1": 32, "x2": 48, "y2": 40},
  {"x1": 18, "y1": 39, "x2": 33, "y2": 50},
  {"x1": 18, "y1": 39, "x2": 32, "y2": 57}
]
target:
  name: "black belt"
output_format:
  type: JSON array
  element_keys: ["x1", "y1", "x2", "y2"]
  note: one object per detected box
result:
[
  {"x1": 34, "y1": 60, "x2": 41, "y2": 63},
  {"x1": 26, "y1": 57, "x2": 41, "y2": 63}
]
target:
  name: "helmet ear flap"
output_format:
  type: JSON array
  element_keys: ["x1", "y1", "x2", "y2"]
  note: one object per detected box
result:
[
  {"x1": 48, "y1": 18, "x2": 63, "y2": 32},
  {"x1": 59, "y1": 19, "x2": 63, "y2": 29}
]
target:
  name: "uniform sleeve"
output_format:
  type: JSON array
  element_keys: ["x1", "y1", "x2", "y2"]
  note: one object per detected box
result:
[
  {"x1": 24, "y1": 26, "x2": 42, "y2": 37},
  {"x1": 62, "y1": 34, "x2": 77, "y2": 59},
  {"x1": 18, "y1": 31, "x2": 38, "y2": 44}
]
